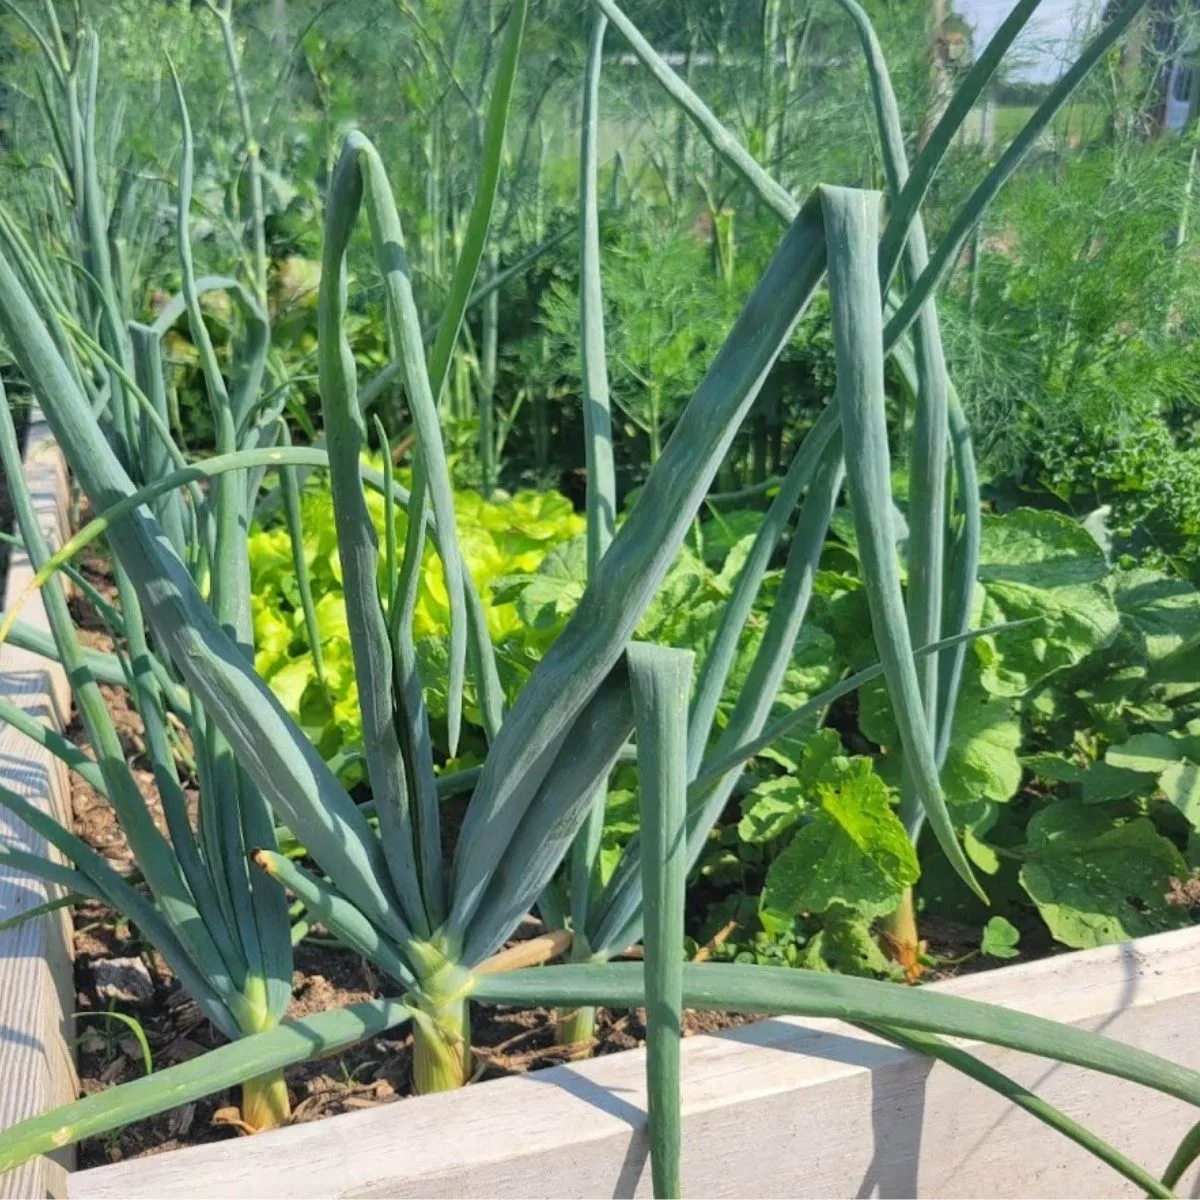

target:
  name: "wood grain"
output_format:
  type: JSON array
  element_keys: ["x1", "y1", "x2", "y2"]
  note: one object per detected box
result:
[
  {"x1": 73, "y1": 926, "x2": 1200, "y2": 1199},
  {"x1": 0, "y1": 418, "x2": 76, "y2": 1200}
]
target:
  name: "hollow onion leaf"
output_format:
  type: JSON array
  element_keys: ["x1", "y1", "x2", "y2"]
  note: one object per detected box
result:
[
  {"x1": 837, "y1": 0, "x2": 951, "y2": 740},
  {"x1": 0, "y1": 891, "x2": 89, "y2": 935},
  {"x1": 129, "y1": 323, "x2": 187, "y2": 558},
  {"x1": 449, "y1": 193, "x2": 828, "y2": 942},
  {"x1": 822, "y1": 185, "x2": 982, "y2": 899},
  {"x1": 592, "y1": 432, "x2": 845, "y2": 953},
  {"x1": 321, "y1": 135, "x2": 430, "y2": 938},
  {"x1": 475, "y1": 962, "x2": 1200, "y2": 1111},
  {"x1": 0, "y1": 844, "x2": 96, "y2": 896},
  {"x1": 410, "y1": 0, "x2": 527, "y2": 755},
  {"x1": 0, "y1": 381, "x2": 248, "y2": 1008},
  {"x1": 870, "y1": 1025, "x2": 1172, "y2": 1198},
  {"x1": 687, "y1": 401, "x2": 840, "y2": 776},
  {"x1": 0, "y1": 225, "x2": 405, "y2": 950},
  {"x1": 628, "y1": 644, "x2": 691, "y2": 1199},
  {"x1": 570, "y1": 6, "x2": 619, "y2": 949},
  {"x1": 883, "y1": 0, "x2": 1151, "y2": 347},
  {"x1": 874, "y1": 0, "x2": 1044, "y2": 290},
  {"x1": 252, "y1": 851, "x2": 416, "y2": 989},
  {"x1": 169, "y1": 63, "x2": 290, "y2": 1017},
  {"x1": 1164, "y1": 1120, "x2": 1200, "y2": 1189},
  {"x1": 590, "y1": 0, "x2": 796, "y2": 222},
  {"x1": 0, "y1": 694, "x2": 107, "y2": 794},
  {"x1": 463, "y1": 665, "x2": 635, "y2": 967},
  {"x1": 279, "y1": 423, "x2": 328, "y2": 694},
  {"x1": 0, "y1": 780, "x2": 241, "y2": 1040},
  {"x1": 0, "y1": 999, "x2": 413, "y2": 1171}
]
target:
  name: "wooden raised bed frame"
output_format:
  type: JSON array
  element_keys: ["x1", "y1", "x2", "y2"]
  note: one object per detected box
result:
[
  {"x1": 0, "y1": 414, "x2": 76, "y2": 1200},
  {"x1": 70, "y1": 929, "x2": 1200, "y2": 1199}
]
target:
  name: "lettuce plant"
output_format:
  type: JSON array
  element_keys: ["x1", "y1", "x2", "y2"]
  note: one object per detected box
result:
[{"x1": 250, "y1": 479, "x2": 583, "y2": 772}]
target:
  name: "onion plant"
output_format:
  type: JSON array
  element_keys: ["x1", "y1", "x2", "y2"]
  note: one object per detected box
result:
[
  {"x1": 587, "y1": 0, "x2": 1150, "y2": 971},
  {"x1": 0, "y1": 2, "x2": 299, "y2": 1132},
  {"x1": 2, "y1": 0, "x2": 1200, "y2": 1194}
]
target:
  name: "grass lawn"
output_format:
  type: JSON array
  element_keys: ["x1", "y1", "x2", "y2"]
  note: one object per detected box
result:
[{"x1": 991, "y1": 100, "x2": 1106, "y2": 147}]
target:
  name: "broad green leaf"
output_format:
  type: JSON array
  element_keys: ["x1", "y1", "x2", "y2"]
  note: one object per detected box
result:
[
  {"x1": 738, "y1": 777, "x2": 806, "y2": 844},
  {"x1": 799, "y1": 904, "x2": 902, "y2": 978},
  {"x1": 637, "y1": 545, "x2": 716, "y2": 639},
  {"x1": 975, "y1": 509, "x2": 1119, "y2": 697},
  {"x1": 1026, "y1": 801, "x2": 1128, "y2": 845},
  {"x1": 515, "y1": 537, "x2": 587, "y2": 631},
  {"x1": 252, "y1": 474, "x2": 583, "y2": 760},
  {"x1": 981, "y1": 915, "x2": 1020, "y2": 959},
  {"x1": 1161, "y1": 759, "x2": 1200, "y2": 829},
  {"x1": 1170, "y1": 723, "x2": 1200, "y2": 762},
  {"x1": 713, "y1": 535, "x2": 757, "y2": 592},
  {"x1": 602, "y1": 787, "x2": 641, "y2": 840},
  {"x1": 755, "y1": 725, "x2": 843, "y2": 791},
  {"x1": 1020, "y1": 805, "x2": 1189, "y2": 948},
  {"x1": 811, "y1": 570, "x2": 873, "y2": 666},
  {"x1": 1080, "y1": 760, "x2": 1152, "y2": 804},
  {"x1": 773, "y1": 625, "x2": 841, "y2": 710},
  {"x1": 762, "y1": 758, "x2": 918, "y2": 918},
  {"x1": 1022, "y1": 753, "x2": 1085, "y2": 784},
  {"x1": 964, "y1": 824, "x2": 1000, "y2": 874},
  {"x1": 861, "y1": 664, "x2": 1021, "y2": 804},
  {"x1": 266, "y1": 657, "x2": 317, "y2": 714},
  {"x1": 1105, "y1": 732, "x2": 1180, "y2": 776},
  {"x1": 700, "y1": 510, "x2": 767, "y2": 567},
  {"x1": 1112, "y1": 568, "x2": 1200, "y2": 665},
  {"x1": 941, "y1": 676, "x2": 1022, "y2": 804}
]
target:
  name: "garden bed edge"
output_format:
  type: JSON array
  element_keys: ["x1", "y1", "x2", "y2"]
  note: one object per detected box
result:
[
  {"x1": 0, "y1": 413, "x2": 77, "y2": 1200},
  {"x1": 71, "y1": 925, "x2": 1200, "y2": 1199}
]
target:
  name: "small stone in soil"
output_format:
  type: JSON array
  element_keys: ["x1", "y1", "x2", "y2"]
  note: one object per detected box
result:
[
  {"x1": 168, "y1": 1104, "x2": 196, "y2": 1138},
  {"x1": 99, "y1": 1054, "x2": 128, "y2": 1084},
  {"x1": 93, "y1": 956, "x2": 154, "y2": 1006}
]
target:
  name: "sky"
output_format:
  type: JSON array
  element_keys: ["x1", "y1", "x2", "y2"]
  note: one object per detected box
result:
[{"x1": 954, "y1": 0, "x2": 1104, "y2": 81}]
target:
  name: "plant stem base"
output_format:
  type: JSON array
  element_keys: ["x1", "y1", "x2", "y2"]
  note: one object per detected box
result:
[
  {"x1": 413, "y1": 999, "x2": 472, "y2": 1094},
  {"x1": 555, "y1": 1005, "x2": 597, "y2": 1060},
  {"x1": 241, "y1": 1068, "x2": 290, "y2": 1131},
  {"x1": 879, "y1": 888, "x2": 928, "y2": 982}
]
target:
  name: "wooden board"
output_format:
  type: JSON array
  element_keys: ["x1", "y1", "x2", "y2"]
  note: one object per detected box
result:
[
  {"x1": 0, "y1": 418, "x2": 76, "y2": 1200},
  {"x1": 72, "y1": 926, "x2": 1200, "y2": 1199}
]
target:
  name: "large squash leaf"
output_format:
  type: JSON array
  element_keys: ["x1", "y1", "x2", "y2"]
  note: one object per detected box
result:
[
  {"x1": 1111, "y1": 568, "x2": 1200, "y2": 665},
  {"x1": 975, "y1": 508, "x2": 1119, "y2": 697},
  {"x1": 1019, "y1": 802, "x2": 1189, "y2": 948},
  {"x1": 860, "y1": 659, "x2": 1022, "y2": 805},
  {"x1": 761, "y1": 757, "x2": 918, "y2": 919}
]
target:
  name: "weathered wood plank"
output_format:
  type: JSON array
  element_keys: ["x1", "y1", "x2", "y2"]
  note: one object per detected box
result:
[
  {"x1": 72, "y1": 927, "x2": 1200, "y2": 1199},
  {"x1": 0, "y1": 418, "x2": 76, "y2": 1199}
]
